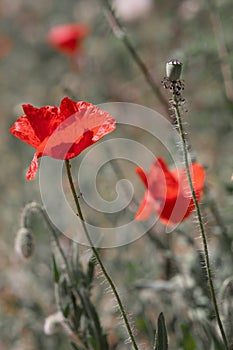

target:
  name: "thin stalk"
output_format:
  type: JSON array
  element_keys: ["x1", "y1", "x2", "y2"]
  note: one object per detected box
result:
[
  {"x1": 101, "y1": 0, "x2": 171, "y2": 118},
  {"x1": 205, "y1": 191, "x2": 229, "y2": 239},
  {"x1": 54, "y1": 282, "x2": 78, "y2": 341},
  {"x1": 172, "y1": 85, "x2": 229, "y2": 350},
  {"x1": 40, "y1": 208, "x2": 73, "y2": 280},
  {"x1": 22, "y1": 202, "x2": 72, "y2": 280},
  {"x1": 207, "y1": 0, "x2": 233, "y2": 102},
  {"x1": 65, "y1": 159, "x2": 139, "y2": 350},
  {"x1": 21, "y1": 203, "x2": 84, "y2": 343}
]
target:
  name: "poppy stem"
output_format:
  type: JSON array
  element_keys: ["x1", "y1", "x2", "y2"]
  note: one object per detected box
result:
[
  {"x1": 207, "y1": 0, "x2": 233, "y2": 102},
  {"x1": 171, "y1": 84, "x2": 229, "y2": 350},
  {"x1": 65, "y1": 159, "x2": 139, "y2": 350},
  {"x1": 101, "y1": 0, "x2": 172, "y2": 119},
  {"x1": 21, "y1": 202, "x2": 72, "y2": 279}
]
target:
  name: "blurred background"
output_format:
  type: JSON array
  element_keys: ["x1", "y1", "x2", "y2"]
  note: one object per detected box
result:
[{"x1": 0, "y1": 0, "x2": 233, "y2": 349}]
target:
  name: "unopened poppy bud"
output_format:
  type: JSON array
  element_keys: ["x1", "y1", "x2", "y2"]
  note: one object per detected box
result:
[
  {"x1": 166, "y1": 59, "x2": 182, "y2": 81},
  {"x1": 44, "y1": 311, "x2": 64, "y2": 335},
  {"x1": 20, "y1": 201, "x2": 41, "y2": 228},
  {"x1": 15, "y1": 227, "x2": 35, "y2": 259}
]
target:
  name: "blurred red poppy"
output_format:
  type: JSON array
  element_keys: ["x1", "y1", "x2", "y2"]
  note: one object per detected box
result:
[
  {"x1": 47, "y1": 23, "x2": 90, "y2": 56},
  {"x1": 0, "y1": 33, "x2": 12, "y2": 59},
  {"x1": 10, "y1": 97, "x2": 116, "y2": 180},
  {"x1": 135, "y1": 158, "x2": 205, "y2": 226}
]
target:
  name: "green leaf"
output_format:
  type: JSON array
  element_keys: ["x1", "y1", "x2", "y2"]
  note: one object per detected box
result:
[
  {"x1": 154, "y1": 312, "x2": 168, "y2": 350},
  {"x1": 202, "y1": 322, "x2": 225, "y2": 350},
  {"x1": 136, "y1": 317, "x2": 148, "y2": 332},
  {"x1": 86, "y1": 256, "x2": 95, "y2": 287},
  {"x1": 62, "y1": 303, "x2": 70, "y2": 318},
  {"x1": 52, "y1": 254, "x2": 60, "y2": 283},
  {"x1": 60, "y1": 276, "x2": 68, "y2": 295},
  {"x1": 70, "y1": 342, "x2": 80, "y2": 350},
  {"x1": 180, "y1": 323, "x2": 196, "y2": 350}
]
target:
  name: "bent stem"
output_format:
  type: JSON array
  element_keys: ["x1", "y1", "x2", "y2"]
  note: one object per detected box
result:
[
  {"x1": 21, "y1": 202, "x2": 72, "y2": 280},
  {"x1": 172, "y1": 86, "x2": 229, "y2": 350},
  {"x1": 101, "y1": 0, "x2": 171, "y2": 118},
  {"x1": 65, "y1": 159, "x2": 139, "y2": 350}
]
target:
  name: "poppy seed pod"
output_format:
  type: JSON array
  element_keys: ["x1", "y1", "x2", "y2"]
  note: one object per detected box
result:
[
  {"x1": 15, "y1": 227, "x2": 35, "y2": 259},
  {"x1": 166, "y1": 59, "x2": 182, "y2": 81}
]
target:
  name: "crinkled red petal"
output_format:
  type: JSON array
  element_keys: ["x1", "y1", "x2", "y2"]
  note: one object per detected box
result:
[
  {"x1": 157, "y1": 163, "x2": 205, "y2": 225},
  {"x1": 39, "y1": 129, "x2": 94, "y2": 159},
  {"x1": 59, "y1": 98, "x2": 116, "y2": 142},
  {"x1": 38, "y1": 101, "x2": 116, "y2": 159},
  {"x1": 10, "y1": 97, "x2": 116, "y2": 180},
  {"x1": 135, "y1": 191, "x2": 154, "y2": 221},
  {"x1": 22, "y1": 104, "x2": 60, "y2": 142},
  {"x1": 191, "y1": 163, "x2": 205, "y2": 194},
  {"x1": 10, "y1": 115, "x2": 40, "y2": 148},
  {"x1": 26, "y1": 152, "x2": 40, "y2": 180},
  {"x1": 59, "y1": 97, "x2": 91, "y2": 118},
  {"x1": 135, "y1": 158, "x2": 206, "y2": 226},
  {"x1": 135, "y1": 167, "x2": 148, "y2": 187},
  {"x1": 157, "y1": 195, "x2": 193, "y2": 226},
  {"x1": 147, "y1": 158, "x2": 178, "y2": 200}
]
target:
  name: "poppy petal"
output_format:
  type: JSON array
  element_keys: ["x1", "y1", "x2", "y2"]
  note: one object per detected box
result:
[
  {"x1": 191, "y1": 163, "x2": 205, "y2": 194},
  {"x1": 171, "y1": 163, "x2": 205, "y2": 195},
  {"x1": 22, "y1": 104, "x2": 60, "y2": 142},
  {"x1": 148, "y1": 158, "x2": 178, "y2": 200},
  {"x1": 59, "y1": 97, "x2": 91, "y2": 118},
  {"x1": 47, "y1": 23, "x2": 90, "y2": 56},
  {"x1": 26, "y1": 153, "x2": 40, "y2": 180},
  {"x1": 135, "y1": 157, "x2": 205, "y2": 226},
  {"x1": 157, "y1": 195, "x2": 194, "y2": 226},
  {"x1": 39, "y1": 105, "x2": 115, "y2": 159},
  {"x1": 10, "y1": 115, "x2": 40, "y2": 149},
  {"x1": 10, "y1": 97, "x2": 116, "y2": 180},
  {"x1": 43, "y1": 129, "x2": 94, "y2": 159},
  {"x1": 135, "y1": 166, "x2": 148, "y2": 187},
  {"x1": 59, "y1": 98, "x2": 116, "y2": 141},
  {"x1": 135, "y1": 190, "x2": 154, "y2": 221}
]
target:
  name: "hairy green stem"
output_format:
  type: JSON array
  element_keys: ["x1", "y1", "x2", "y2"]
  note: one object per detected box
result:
[
  {"x1": 172, "y1": 86, "x2": 229, "y2": 349},
  {"x1": 65, "y1": 159, "x2": 139, "y2": 350},
  {"x1": 102, "y1": 0, "x2": 227, "y2": 244}
]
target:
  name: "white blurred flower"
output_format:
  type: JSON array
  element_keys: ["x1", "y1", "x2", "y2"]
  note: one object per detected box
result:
[
  {"x1": 44, "y1": 311, "x2": 64, "y2": 335},
  {"x1": 113, "y1": 0, "x2": 153, "y2": 22}
]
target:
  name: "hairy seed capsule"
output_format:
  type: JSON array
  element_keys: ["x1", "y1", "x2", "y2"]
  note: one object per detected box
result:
[
  {"x1": 166, "y1": 59, "x2": 182, "y2": 81},
  {"x1": 15, "y1": 227, "x2": 35, "y2": 259}
]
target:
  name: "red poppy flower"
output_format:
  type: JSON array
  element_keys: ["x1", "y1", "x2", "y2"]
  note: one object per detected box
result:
[
  {"x1": 10, "y1": 97, "x2": 116, "y2": 180},
  {"x1": 135, "y1": 158, "x2": 205, "y2": 226},
  {"x1": 47, "y1": 23, "x2": 90, "y2": 56},
  {"x1": 0, "y1": 33, "x2": 12, "y2": 59}
]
